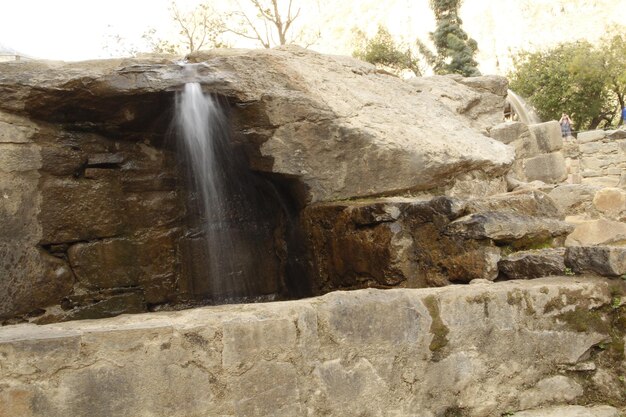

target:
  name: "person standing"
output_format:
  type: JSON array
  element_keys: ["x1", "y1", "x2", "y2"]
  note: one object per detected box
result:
[
  {"x1": 559, "y1": 113, "x2": 573, "y2": 138},
  {"x1": 622, "y1": 106, "x2": 626, "y2": 127}
]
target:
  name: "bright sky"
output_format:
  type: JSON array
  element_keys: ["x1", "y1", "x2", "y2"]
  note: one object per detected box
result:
[
  {"x1": 0, "y1": 0, "x2": 180, "y2": 60},
  {"x1": 1, "y1": 0, "x2": 625, "y2": 74}
]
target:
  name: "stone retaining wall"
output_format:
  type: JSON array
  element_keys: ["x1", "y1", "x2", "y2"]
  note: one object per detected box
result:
[
  {"x1": 563, "y1": 129, "x2": 626, "y2": 188},
  {"x1": 0, "y1": 277, "x2": 623, "y2": 417}
]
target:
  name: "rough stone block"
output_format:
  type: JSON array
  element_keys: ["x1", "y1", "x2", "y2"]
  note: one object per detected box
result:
[
  {"x1": 582, "y1": 176, "x2": 621, "y2": 187},
  {"x1": 565, "y1": 218, "x2": 626, "y2": 246},
  {"x1": 578, "y1": 130, "x2": 607, "y2": 143},
  {"x1": 581, "y1": 154, "x2": 624, "y2": 172},
  {"x1": 523, "y1": 152, "x2": 567, "y2": 183},
  {"x1": 0, "y1": 111, "x2": 39, "y2": 143},
  {"x1": 565, "y1": 246, "x2": 626, "y2": 276},
  {"x1": 0, "y1": 278, "x2": 618, "y2": 417},
  {"x1": 607, "y1": 129, "x2": 626, "y2": 140},
  {"x1": 593, "y1": 188, "x2": 626, "y2": 217},
  {"x1": 580, "y1": 141, "x2": 619, "y2": 155},
  {"x1": 67, "y1": 232, "x2": 177, "y2": 299},
  {"x1": 489, "y1": 121, "x2": 529, "y2": 145},
  {"x1": 498, "y1": 248, "x2": 566, "y2": 279},
  {"x1": 87, "y1": 152, "x2": 125, "y2": 166},
  {"x1": 442, "y1": 246, "x2": 501, "y2": 282},
  {"x1": 445, "y1": 212, "x2": 573, "y2": 245},
  {"x1": 39, "y1": 177, "x2": 126, "y2": 244},
  {"x1": 465, "y1": 189, "x2": 562, "y2": 219},
  {"x1": 518, "y1": 375, "x2": 583, "y2": 410},
  {"x1": 511, "y1": 405, "x2": 620, "y2": 417},
  {"x1": 548, "y1": 184, "x2": 600, "y2": 216},
  {"x1": 0, "y1": 245, "x2": 74, "y2": 319},
  {"x1": 528, "y1": 121, "x2": 563, "y2": 153},
  {"x1": 0, "y1": 143, "x2": 41, "y2": 173}
]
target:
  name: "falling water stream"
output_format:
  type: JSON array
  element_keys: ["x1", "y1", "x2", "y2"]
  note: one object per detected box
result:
[
  {"x1": 175, "y1": 80, "x2": 252, "y2": 301},
  {"x1": 507, "y1": 90, "x2": 542, "y2": 125},
  {"x1": 174, "y1": 66, "x2": 313, "y2": 303}
]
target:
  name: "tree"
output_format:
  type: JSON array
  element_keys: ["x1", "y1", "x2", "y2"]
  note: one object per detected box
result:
[
  {"x1": 144, "y1": 2, "x2": 227, "y2": 54},
  {"x1": 226, "y1": 0, "x2": 317, "y2": 48},
  {"x1": 509, "y1": 41, "x2": 614, "y2": 130},
  {"x1": 352, "y1": 25, "x2": 424, "y2": 77},
  {"x1": 428, "y1": 0, "x2": 480, "y2": 76},
  {"x1": 601, "y1": 30, "x2": 626, "y2": 124}
]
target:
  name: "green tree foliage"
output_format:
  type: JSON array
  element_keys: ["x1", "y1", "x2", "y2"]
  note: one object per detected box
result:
[
  {"x1": 602, "y1": 31, "x2": 626, "y2": 124},
  {"x1": 509, "y1": 40, "x2": 618, "y2": 130},
  {"x1": 353, "y1": 25, "x2": 423, "y2": 76},
  {"x1": 428, "y1": 0, "x2": 480, "y2": 76}
]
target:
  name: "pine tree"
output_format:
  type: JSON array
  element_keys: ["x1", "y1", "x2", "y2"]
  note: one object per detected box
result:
[{"x1": 429, "y1": 0, "x2": 480, "y2": 76}]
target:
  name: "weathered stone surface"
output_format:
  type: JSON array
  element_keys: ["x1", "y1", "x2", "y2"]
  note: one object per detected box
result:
[
  {"x1": 67, "y1": 232, "x2": 177, "y2": 301},
  {"x1": 409, "y1": 74, "x2": 508, "y2": 134},
  {"x1": 580, "y1": 141, "x2": 619, "y2": 155},
  {"x1": 549, "y1": 184, "x2": 601, "y2": 216},
  {"x1": 498, "y1": 248, "x2": 566, "y2": 280},
  {"x1": 490, "y1": 121, "x2": 530, "y2": 145},
  {"x1": 578, "y1": 130, "x2": 606, "y2": 144},
  {"x1": 0, "y1": 47, "x2": 514, "y2": 203},
  {"x1": 607, "y1": 129, "x2": 626, "y2": 140},
  {"x1": 39, "y1": 177, "x2": 126, "y2": 244},
  {"x1": 523, "y1": 152, "x2": 568, "y2": 184},
  {"x1": 565, "y1": 246, "x2": 626, "y2": 276},
  {"x1": 0, "y1": 277, "x2": 621, "y2": 417},
  {"x1": 565, "y1": 218, "x2": 626, "y2": 246},
  {"x1": 445, "y1": 212, "x2": 573, "y2": 245},
  {"x1": 0, "y1": 247, "x2": 75, "y2": 320},
  {"x1": 465, "y1": 189, "x2": 562, "y2": 219},
  {"x1": 582, "y1": 176, "x2": 621, "y2": 188},
  {"x1": 518, "y1": 375, "x2": 583, "y2": 409},
  {"x1": 528, "y1": 121, "x2": 563, "y2": 153},
  {"x1": 304, "y1": 197, "x2": 511, "y2": 290},
  {"x1": 581, "y1": 154, "x2": 625, "y2": 173},
  {"x1": 0, "y1": 110, "x2": 39, "y2": 143},
  {"x1": 511, "y1": 405, "x2": 620, "y2": 417},
  {"x1": 593, "y1": 187, "x2": 626, "y2": 217}
]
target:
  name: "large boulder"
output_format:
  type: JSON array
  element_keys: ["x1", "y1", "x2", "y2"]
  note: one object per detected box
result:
[
  {"x1": 0, "y1": 47, "x2": 514, "y2": 204},
  {"x1": 0, "y1": 47, "x2": 518, "y2": 322}
]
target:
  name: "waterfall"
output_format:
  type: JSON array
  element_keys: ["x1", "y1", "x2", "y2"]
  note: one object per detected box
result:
[
  {"x1": 175, "y1": 82, "x2": 252, "y2": 302},
  {"x1": 507, "y1": 90, "x2": 542, "y2": 125}
]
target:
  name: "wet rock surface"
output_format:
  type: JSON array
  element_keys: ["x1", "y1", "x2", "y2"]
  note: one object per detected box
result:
[
  {"x1": 302, "y1": 191, "x2": 572, "y2": 292},
  {"x1": 0, "y1": 48, "x2": 517, "y2": 322},
  {"x1": 498, "y1": 248, "x2": 567, "y2": 280}
]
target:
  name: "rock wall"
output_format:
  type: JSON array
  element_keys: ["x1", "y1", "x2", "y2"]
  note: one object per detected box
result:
[
  {"x1": 490, "y1": 120, "x2": 567, "y2": 184},
  {"x1": 0, "y1": 277, "x2": 623, "y2": 417},
  {"x1": 0, "y1": 47, "x2": 515, "y2": 323},
  {"x1": 302, "y1": 191, "x2": 573, "y2": 293},
  {"x1": 563, "y1": 129, "x2": 626, "y2": 188}
]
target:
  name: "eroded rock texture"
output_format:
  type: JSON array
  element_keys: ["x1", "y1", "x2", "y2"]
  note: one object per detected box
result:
[
  {"x1": 0, "y1": 47, "x2": 516, "y2": 322},
  {"x1": 0, "y1": 277, "x2": 624, "y2": 417},
  {"x1": 302, "y1": 190, "x2": 573, "y2": 292}
]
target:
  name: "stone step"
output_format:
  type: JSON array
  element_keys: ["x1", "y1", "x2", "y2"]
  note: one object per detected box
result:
[
  {"x1": 0, "y1": 277, "x2": 623, "y2": 417},
  {"x1": 510, "y1": 404, "x2": 621, "y2": 417}
]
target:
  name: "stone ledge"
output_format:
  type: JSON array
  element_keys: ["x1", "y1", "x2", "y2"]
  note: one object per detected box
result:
[{"x1": 0, "y1": 277, "x2": 622, "y2": 417}]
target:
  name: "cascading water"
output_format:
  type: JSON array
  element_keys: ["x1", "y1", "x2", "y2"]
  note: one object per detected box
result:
[
  {"x1": 174, "y1": 66, "x2": 312, "y2": 304},
  {"x1": 175, "y1": 82, "x2": 245, "y2": 300},
  {"x1": 506, "y1": 90, "x2": 542, "y2": 125},
  {"x1": 175, "y1": 75, "x2": 275, "y2": 302}
]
